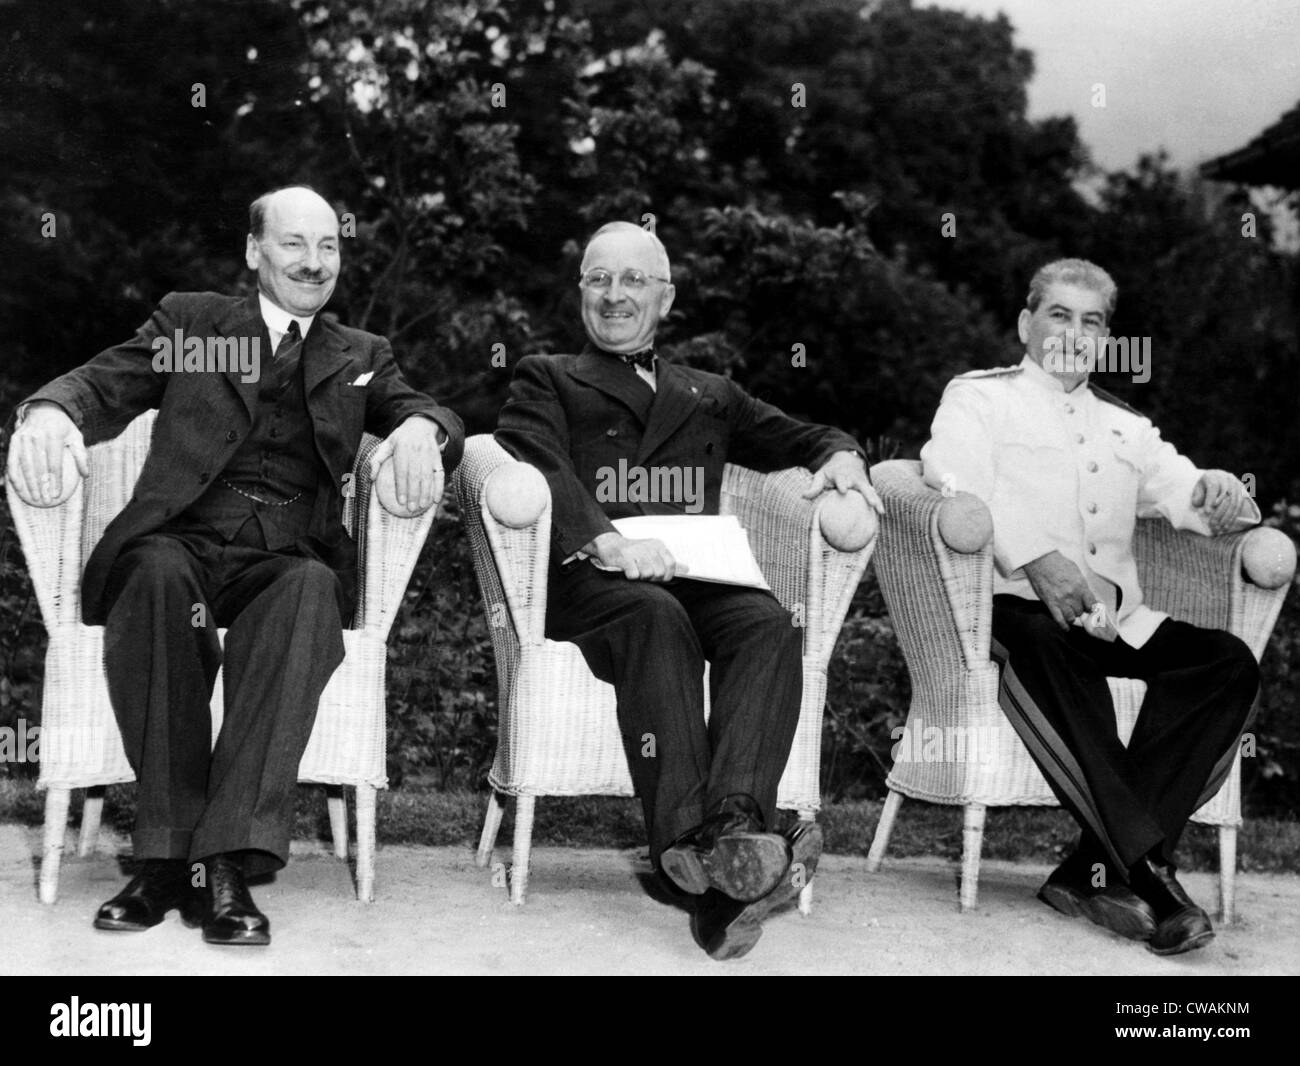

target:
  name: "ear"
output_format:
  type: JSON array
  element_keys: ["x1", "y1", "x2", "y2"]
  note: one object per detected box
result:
[
  {"x1": 245, "y1": 234, "x2": 261, "y2": 271},
  {"x1": 1017, "y1": 308, "x2": 1031, "y2": 346},
  {"x1": 658, "y1": 282, "x2": 676, "y2": 319}
]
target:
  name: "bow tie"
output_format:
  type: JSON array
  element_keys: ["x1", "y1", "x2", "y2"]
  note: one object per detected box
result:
[{"x1": 617, "y1": 347, "x2": 656, "y2": 372}]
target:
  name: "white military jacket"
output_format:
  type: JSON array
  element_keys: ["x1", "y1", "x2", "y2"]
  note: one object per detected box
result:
[{"x1": 920, "y1": 356, "x2": 1259, "y2": 648}]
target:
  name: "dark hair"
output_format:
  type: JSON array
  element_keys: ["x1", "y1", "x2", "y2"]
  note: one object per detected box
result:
[{"x1": 1026, "y1": 258, "x2": 1117, "y2": 321}]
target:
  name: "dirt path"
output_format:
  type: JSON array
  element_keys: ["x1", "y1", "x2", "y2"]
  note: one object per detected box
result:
[{"x1": 2, "y1": 825, "x2": 1296, "y2": 975}]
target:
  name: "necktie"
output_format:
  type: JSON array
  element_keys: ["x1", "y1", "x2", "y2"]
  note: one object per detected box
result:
[
  {"x1": 618, "y1": 347, "x2": 656, "y2": 372},
  {"x1": 274, "y1": 320, "x2": 302, "y2": 360}
]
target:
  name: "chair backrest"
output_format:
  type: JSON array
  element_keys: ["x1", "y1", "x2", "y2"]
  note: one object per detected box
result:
[{"x1": 80, "y1": 410, "x2": 159, "y2": 565}]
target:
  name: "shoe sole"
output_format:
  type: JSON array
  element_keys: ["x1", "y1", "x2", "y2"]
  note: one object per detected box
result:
[
  {"x1": 1037, "y1": 882, "x2": 1155, "y2": 942},
  {"x1": 696, "y1": 823, "x2": 824, "y2": 962},
  {"x1": 1147, "y1": 928, "x2": 1215, "y2": 957},
  {"x1": 741, "y1": 823, "x2": 824, "y2": 924},
  {"x1": 201, "y1": 929, "x2": 272, "y2": 946},
  {"x1": 93, "y1": 917, "x2": 161, "y2": 932},
  {"x1": 661, "y1": 833, "x2": 792, "y2": 902}
]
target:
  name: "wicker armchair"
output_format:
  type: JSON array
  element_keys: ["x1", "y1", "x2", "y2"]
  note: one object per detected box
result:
[
  {"x1": 865, "y1": 459, "x2": 1295, "y2": 920},
  {"x1": 6, "y1": 409, "x2": 438, "y2": 903},
  {"x1": 452, "y1": 434, "x2": 877, "y2": 906}
]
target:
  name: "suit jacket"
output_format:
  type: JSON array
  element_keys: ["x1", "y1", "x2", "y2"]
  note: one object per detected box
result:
[
  {"x1": 494, "y1": 347, "x2": 863, "y2": 563},
  {"x1": 919, "y1": 355, "x2": 1260, "y2": 647},
  {"x1": 25, "y1": 290, "x2": 465, "y2": 625}
]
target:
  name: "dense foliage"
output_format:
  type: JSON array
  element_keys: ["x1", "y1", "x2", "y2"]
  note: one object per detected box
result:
[{"x1": 1, "y1": 0, "x2": 1297, "y2": 814}]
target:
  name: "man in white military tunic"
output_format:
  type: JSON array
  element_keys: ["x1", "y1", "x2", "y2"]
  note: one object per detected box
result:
[{"x1": 921, "y1": 259, "x2": 1260, "y2": 956}]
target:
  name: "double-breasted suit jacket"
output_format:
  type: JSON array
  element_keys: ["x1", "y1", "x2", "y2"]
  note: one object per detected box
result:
[
  {"x1": 27, "y1": 290, "x2": 465, "y2": 625},
  {"x1": 495, "y1": 346, "x2": 861, "y2": 560},
  {"x1": 494, "y1": 345, "x2": 865, "y2": 855}
]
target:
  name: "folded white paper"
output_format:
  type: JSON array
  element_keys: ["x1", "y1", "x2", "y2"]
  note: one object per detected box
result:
[{"x1": 592, "y1": 514, "x2": 770, "y2": 590}]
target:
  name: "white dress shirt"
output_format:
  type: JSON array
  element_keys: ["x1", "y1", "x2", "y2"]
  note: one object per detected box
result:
[{"x1": 258, "y1": 293, "x2": 315, "y2": 351}]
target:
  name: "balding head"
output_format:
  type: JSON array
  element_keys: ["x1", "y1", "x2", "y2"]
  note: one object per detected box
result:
[
  {"x1": 245, "y1": 185, "x2": 341, "y2": 317},
  {"x1": 249, "y1": 185, "x2": 335, "y2": 240},
  {"x1": 581, "y1": 221, "x2": 671, "y2": 279},
  {"x1": 577, "y1": 221, "x2": 676, "y2": 354}
]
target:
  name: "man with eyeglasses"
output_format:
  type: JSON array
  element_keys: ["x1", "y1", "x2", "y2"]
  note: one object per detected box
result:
[{"x1": 495, "y1": 221, "x2": 881, "y2": 959}]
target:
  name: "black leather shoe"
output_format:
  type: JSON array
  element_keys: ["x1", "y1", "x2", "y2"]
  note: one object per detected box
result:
[
  {"x1": 661, "y1": 795, "x2": 792, "y2": 902},
  {"x1": 1128, "y1": 857, "x2": 1214, "y2": 956},
  {"x1": 691, "y1": 889, "x2": 761, "y2": 960},
  {"x1": 93, "y1": 859, "x2": 193, "y2": 932},
  {"x1": 1037, "y1": 852, "x2": 1156, "y2": 942},
  {"x1": 192, "y1": 853, "x2": 271, "y2": 946},
  {"x1": 690, "y1": 820, "x2": 823, "y2": 961}
]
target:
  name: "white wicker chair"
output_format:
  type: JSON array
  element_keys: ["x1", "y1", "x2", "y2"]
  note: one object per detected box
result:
[
  {"x1": 452, "y1": 434, "x2": 877, "y2": 906},
  {"x1": 865, "y1": 459, "x2": 1295, "y2": 921},
  {"x1": 6, "y1": 409, "x2": 438, "y2": 903}
]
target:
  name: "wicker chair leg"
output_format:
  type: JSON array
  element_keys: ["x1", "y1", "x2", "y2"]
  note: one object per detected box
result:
[
  {"x1": 865, "y1": 789, "x2": 903, "y2": 872},
  {"x1": 78, "y1": 787, "x2": 105, "y2": 857},
  {"x1": 354, "y1": 784, "x2": 376, "y2": 903},
  {"x1": 795, "y1": 810, "x2": 817, "y2": 916},
  {"x1": 40, "y1": 788, "x2": 72, "y2": 904},
  {"x1": 959, "y1": 803, "x2": 986, "y2": 912},
  {"x1": 509, "y1": 795, "x2": 535, "y2": 906},
  {"x1": 476, "y1": 790, "x2": 506, "y2": 868},
  {"x1": 326, "y1": 786, "x2": 349, "y2": 859},
  {"x1": 1217, "y1": 825, "x2": 1237, "y2": 925}
]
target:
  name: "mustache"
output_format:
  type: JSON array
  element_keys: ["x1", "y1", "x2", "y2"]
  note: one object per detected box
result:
[{"x1": 288, "y1": 270, "x2": 330, "y2": 283}]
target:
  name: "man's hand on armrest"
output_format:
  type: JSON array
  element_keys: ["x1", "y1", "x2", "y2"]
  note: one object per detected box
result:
[
  {"x1": 582, "y1": 532, "x2": 689, "y2": 583},
  {"x1": 5, "y1": 401, "x2": 88, "y2": 507},
  {"x1": 802, "y1": 450, "x2": 884, "y2": 514},
  {"x1": 367, "y1": 415, "x2": 445, "y2": 516},
  {"x1": 1192, "y1": 470, "x2": 1257, "y2": 535},
  {"x1": 1022, "y1": 550, "x2": 1100, "y2": 632}
]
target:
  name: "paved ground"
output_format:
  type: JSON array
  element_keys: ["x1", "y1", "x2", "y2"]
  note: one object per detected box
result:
[{"x1": 2, "y1": 824, "x2": 1297, "y2": 975}]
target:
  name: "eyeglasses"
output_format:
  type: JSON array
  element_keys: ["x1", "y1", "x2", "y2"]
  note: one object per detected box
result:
[{"x1": 578, "y1": 269, "x2": 670, "y2": 291}]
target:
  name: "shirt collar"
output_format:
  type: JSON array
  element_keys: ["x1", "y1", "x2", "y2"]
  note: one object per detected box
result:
[
  {"x1": 258, "y1": 292, "x2": 315, "y2": 340},
  {"x1": 1018, "y1": 353, "x2": 1089, "y2": 395}
]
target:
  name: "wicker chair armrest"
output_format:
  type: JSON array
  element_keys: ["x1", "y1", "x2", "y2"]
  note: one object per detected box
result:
[
  {"x1": 721, "y1": 463, "x2": 877, "y2": 660},
  {"x1": 1134, "y1": 520, "x2": 1295, "y2": 656},
  {"x1": 451, "y1": 435, "x2": 550, "y2": 649},
  {"x1": 869, "y1": 458, "x2": 995, "y2": 676},
  {"x1": 352, "y1": 433, "x2": 439, "y2": 636},
  {"x1": 5, "y1": 409, "x2": 157, "y2": 628},
  {"x1": 5, "y1": 475, "x2": 86, "y2": 629}
]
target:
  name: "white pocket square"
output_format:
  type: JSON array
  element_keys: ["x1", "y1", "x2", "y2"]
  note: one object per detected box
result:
[{"x1": 349, "y1": 371, "x2": 374, "y2": 387}]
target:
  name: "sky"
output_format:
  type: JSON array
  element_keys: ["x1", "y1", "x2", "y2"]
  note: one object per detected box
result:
[{"x1": 932, "y1": 0, "x2": 1300, "y2": 174}]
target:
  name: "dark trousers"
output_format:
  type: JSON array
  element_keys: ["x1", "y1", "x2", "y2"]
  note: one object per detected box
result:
[
  {"x1": 991, "y1": 595, "x2": 1259, "y2": 877},
  {"x1": 101, "y1": 519, "x2": 348, "y2": 876},
  {"x1": 546, "y1": 561, "x2": 804, "y2": 861}
]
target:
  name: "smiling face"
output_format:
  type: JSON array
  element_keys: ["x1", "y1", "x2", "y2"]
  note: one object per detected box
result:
[
  {"x1": 245, "y1": 188, "x2": 340, "y2": 317},
  {"x1": 1018, "y1": 281, "x2": 1110, "y2": 386},
  {"x1": 579, "y1": 229, "x2": 675, "y2": 353}
]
